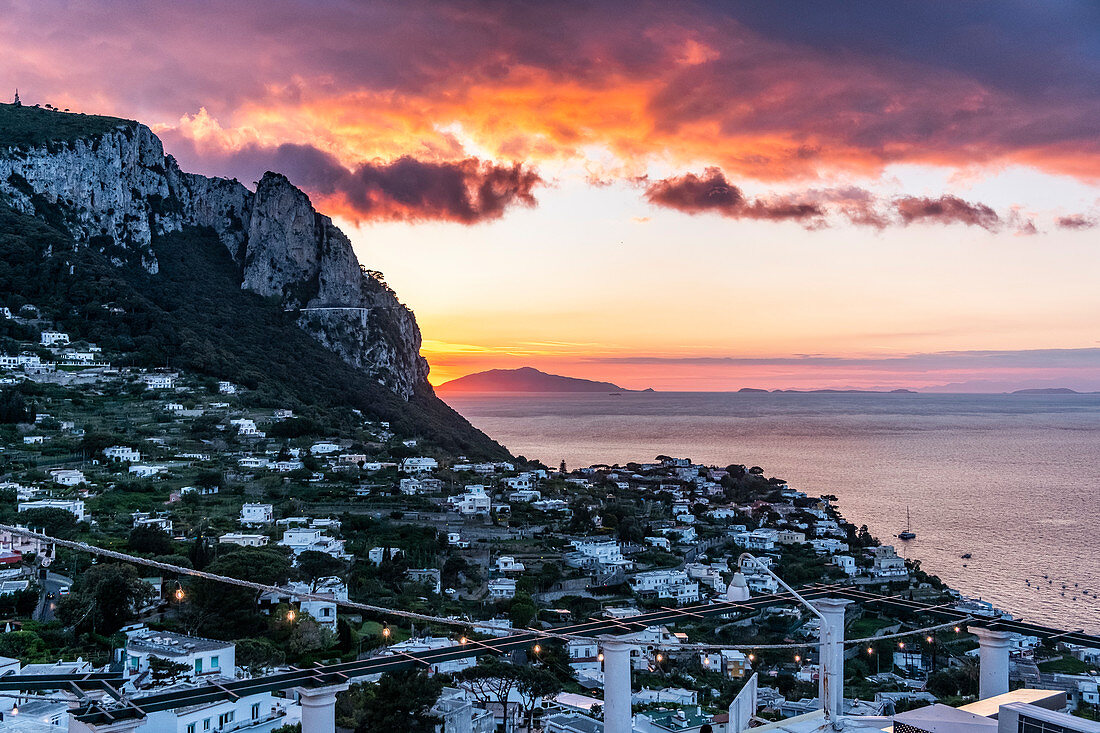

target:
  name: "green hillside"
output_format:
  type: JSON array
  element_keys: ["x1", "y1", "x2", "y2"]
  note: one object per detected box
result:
[
  {"x1": 0, "y1": 102, "x2": 133, "y2": 148},
  {"x1": 0, "y1": 202, "x2": 507, "y2": 458}
]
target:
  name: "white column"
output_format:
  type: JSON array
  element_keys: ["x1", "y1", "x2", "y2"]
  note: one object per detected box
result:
[
  {"x1": 813, "y1": 598, "x2": 850, "y2": 722},
  {"x1": 971, "y1": 627, "x2": 1013, "y2": 699},
  {"x1": 295, "y1": 683, "x2": 351, "y2": 733},
  {"x1": 600, "y1": 637, "x2": 632, "y2": 733}
]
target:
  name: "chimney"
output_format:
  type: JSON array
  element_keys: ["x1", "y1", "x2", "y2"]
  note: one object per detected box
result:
[
  {"x1": 971, "y1": 627, "x2": 1014, "y2": 699},
  {"x1": 813, "y1": 598, "x2": 851, "y2": 724}
]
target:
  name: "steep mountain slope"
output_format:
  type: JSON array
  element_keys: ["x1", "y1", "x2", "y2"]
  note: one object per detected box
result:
[
  {"x1": 0, "y1": 103, "x2": 425, "y2": 398},
  {"x1": 0, "y1": 103, "x2": 505, "y2": 457}
]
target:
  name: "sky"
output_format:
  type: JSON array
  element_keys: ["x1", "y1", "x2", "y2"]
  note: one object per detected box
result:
[{"x1": 2, "y1": 0, "x2": 1099, "y2": 391}]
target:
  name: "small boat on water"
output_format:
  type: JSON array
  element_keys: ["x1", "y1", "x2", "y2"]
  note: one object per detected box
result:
[{"x1": 897, "y1": 506, "x2": 916, "y2": 540}]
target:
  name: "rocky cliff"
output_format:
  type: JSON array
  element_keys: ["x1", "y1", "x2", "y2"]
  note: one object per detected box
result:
[{"x1": 0, "y1": 108, "x2": 428, "y2": 399}]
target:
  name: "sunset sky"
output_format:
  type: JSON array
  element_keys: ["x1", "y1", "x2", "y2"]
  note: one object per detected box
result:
[{"x1": 3, "y1": 1, "x2": 1099, "y2": 390}]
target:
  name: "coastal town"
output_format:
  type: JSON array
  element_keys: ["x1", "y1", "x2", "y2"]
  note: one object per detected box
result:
[{"x1": 0, "y1": 314, "x2": 1097, "y2": 733}]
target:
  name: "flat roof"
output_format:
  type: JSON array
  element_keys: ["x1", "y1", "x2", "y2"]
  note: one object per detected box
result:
[{"x1": 957, "y1": 689, "x2": 1067, "y2": 718}]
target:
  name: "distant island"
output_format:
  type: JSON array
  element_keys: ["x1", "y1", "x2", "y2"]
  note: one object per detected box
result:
[
  {"x1": 437, "y1": 366, "x2": 651, "y2": 393},
  {"x1": 738, "y1": 387, "x2": 918, "y2": 394},
  {"x1": 1010, "y1": 387, "x2": 1083, "y2": 395}
]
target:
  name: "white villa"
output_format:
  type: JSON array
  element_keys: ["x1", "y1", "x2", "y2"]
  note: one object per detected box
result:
[
  {"x1": 19, "y1": 498, "x2": 86, "y2": 521},
  {"x1": 105, "y1": 445, "x2": 142, "y2": 462},
  {"x1": 401, "y1": 456, "x2": 438, "y2": 473},
  {"x1": 219, "y1": 533, "x2": 269, "y2": 547},
  {"x1": 240, "y1": 503, "x2": 274, "y2": 526}
]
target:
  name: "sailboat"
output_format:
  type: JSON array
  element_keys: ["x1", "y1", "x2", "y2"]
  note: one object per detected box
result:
[{"x1": 897, "y1": 506, "x2": 916, "y2": 540}]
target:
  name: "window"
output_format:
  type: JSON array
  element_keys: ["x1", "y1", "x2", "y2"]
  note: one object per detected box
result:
[
  {"x1": 218, "y1": 711, "x2": 235, "y2": 727},
  {"x1": 252, "y1": 703, "x2": 261, "y2": 719},
  {"x1": 203, "y1": 719, "x2": 211, "y2": 731},
  {"x1": 187, "y1": 724, "x2": 195, "y2": 733},
  {"x1": 210, "y1": 655, "x2": 219, "y2": 669},
  {"x1": 195, "y1": 658, "x2": 203, "y2": 674}
]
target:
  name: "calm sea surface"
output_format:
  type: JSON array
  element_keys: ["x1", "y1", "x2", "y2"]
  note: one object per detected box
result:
[{"x1": 443, "y1": 392, "x2": 1100, "y2": 633}]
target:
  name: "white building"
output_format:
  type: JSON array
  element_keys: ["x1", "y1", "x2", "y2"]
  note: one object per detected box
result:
[
  {"x1": 496, "y1": 556, "x2": 526, "y2": 573},
  {"x1": 218, "y1": 533, "x2": 269, "y2": 547},
  {"x1": 143, "y1": 373, "x2": 177, "y2": 389},
  {"x1": 368, "y1": 546, "x2": 404, "y2": 565},
  {"x1": 401, "y1": 456, "x2": 438, "y2": 473},
  {"x1": 833, "y1": 555, "x2": 858, "y2": 576},
  {"x1": 488, "y1": 578, "x2": 517, "y2": 600},
  {"x1": 259, "y1": 577, "x2": 348, "y2": 632},
  {"x1": 699, "y1": 648, "x2": 751, "y2": 678},
  {"x1": 18, "y1": 499, "x2": 86, "y2": 521},
  {"x1": 40, "y1": 331, "x2": 69, "y2": 347},
  {"x1": 50, "y1": 468, "x2": 86, "y2": 486},
  {"x1": 129, "y1": 464, "x2": 165, "y2": 478},
  {"x1": 240, "y1": 503, "x2": 274, "y2": 525},
  {"x1": 572, "y1": 539, "x2": 631, "y2": 571},
  {"x1": 104, "y1": 445, "x2": 141, "y2": 463},
  {"x1": 230, "y1": 418, "x2": 262, "y2": 436},
  {"x1": 451, "y1": 485, "x2": 492, "y2": 515},
  {"x1": 629, "y1": 570, "x2": 700, "y2": 604},
  {"x1": 310, "y1": 441, "x2": 341, "y2": 455},
  {"x1": 217, "y1": 381, "x2": 238, "y2": 394},
  {"x1": 871, "y1": 545, "x2": 908, "y2": 578},
  {"x1": 124, "y1": 629, "x2": 235, "y2": 680},
  {"x1": 278, "y1": 528, "x2": 349, "y2": 559}
]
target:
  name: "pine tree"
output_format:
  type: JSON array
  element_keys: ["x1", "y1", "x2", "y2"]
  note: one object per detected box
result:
[{"x1": 13, "y1": 89, "x2": 20, "y2": 106}]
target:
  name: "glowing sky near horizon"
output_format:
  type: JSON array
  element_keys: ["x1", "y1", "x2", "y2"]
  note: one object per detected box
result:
[{"x1": 2, "y1": 0, "x2": 1099, "y2": 390}]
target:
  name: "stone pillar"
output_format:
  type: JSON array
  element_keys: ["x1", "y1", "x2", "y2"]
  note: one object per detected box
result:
[
  {"x1": 295, "y1": 683, "x2": 351, "y2": 733},
  {"x1": 601, "y1": 637, "x2": 632, "y2": 733},
  {"x1": 971, "y1": 627, "x2": 1014, "y2": 699},
  {"x1": 68, "y1": 716, "x2": 145, "y2": 733},
  {"x1": 813, "y1": 598, "x2": 850, "y2": 722}
]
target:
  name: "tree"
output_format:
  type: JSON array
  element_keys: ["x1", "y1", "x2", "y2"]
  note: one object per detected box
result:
[
  {"x1": 57, "y1": 563, "x2": 155, "y2": 635},
  {"x1": 516, "y1": 665, "x2": 563, "y2": 729},
  {"x1": 148, "y1": 655, "x2": 191, "y2": 684},
  {"x1": 234, "y1": 637, "x2": 287, "y2": 674},
  {"x1": 0, "y1": 630, "x2": 45, "y2": 660},
  {"x1": 188, "y1": 534, "x2": 213, "y2": 570},
  {"x1": 190, "y1": 548, "x2": 293, "y2": 638},
  {"x1": 129, "y1": 525, "x2": 174, "y2": 555},
  {"x1": 509, "y1": 592, "x2": 538, "y2": 628},
  {"x1": 18, "y1": 507, "x2": 78, "y2": 539},
  {"x1": 296, "y1": 550, "x2": 346, "y2": 581},
  {"x1": 455, "y1": 657, "x2": 523, "y2": 729},
  {"x1": 0, "y1": 387, "x2": 34, "y2": 423},
  {"x1": 287, "y1": 615, "x2": 335, "y2": 656},
  {"x1": 336, "y1": 670, "x2": 442, "y2": 733}
]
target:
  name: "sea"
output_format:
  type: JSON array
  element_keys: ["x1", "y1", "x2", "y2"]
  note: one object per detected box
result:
[{"x1": 443, "y1": 391, "x2": 1100, "y2": 633}]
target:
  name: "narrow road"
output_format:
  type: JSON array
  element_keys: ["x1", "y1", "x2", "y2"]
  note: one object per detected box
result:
[{"x1": 35, "y1": 570, "x2": 72, "y2": 621}]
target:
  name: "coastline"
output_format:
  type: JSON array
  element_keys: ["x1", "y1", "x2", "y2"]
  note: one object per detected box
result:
[{"x1": 443, "y1": 390, "x2": 1100, "y2": 633}]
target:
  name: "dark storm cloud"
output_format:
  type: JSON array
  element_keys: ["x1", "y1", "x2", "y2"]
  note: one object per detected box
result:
[
  {"x1": 178, "y1": 141, "x2": 541, "y2": 223},
  {"x1": 643, "y1": 168, "x2": 825, "y2": 223},
  {"x1": 893, "y1": 195, "x2": 1001, "y2": 231}
]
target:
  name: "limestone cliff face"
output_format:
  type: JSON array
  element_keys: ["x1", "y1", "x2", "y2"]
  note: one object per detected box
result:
[{"x1": 0, "y1": 121, "x2": 429, "y2": 399}]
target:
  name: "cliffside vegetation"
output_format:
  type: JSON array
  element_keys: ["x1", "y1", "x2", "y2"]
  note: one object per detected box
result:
[
  {"x1": 0, "y1": 202, "x2": 507, "y2": 457},
  {"x1": 0, "y1": 102, "x2": 132, "y2": 149}
]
